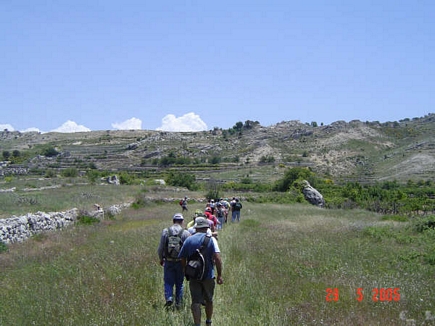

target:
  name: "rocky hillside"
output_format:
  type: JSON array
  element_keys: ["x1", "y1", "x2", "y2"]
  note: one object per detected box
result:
[{"x1": 1, "y1": 114, "x2": 434, "y2": 184}]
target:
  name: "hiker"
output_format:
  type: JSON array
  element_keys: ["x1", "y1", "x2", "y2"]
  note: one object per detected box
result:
[
  {"x1": 231, "y1": 198, "x2": 243, "y2": 222},
  {"x1": 180, "y1": 196, "x2": 188, "y2": 212},
  {"x1": 209, "y1": 199, "x2": 215, "y2": 215},
  {"x1": 179, "y1": 217, "x2": 223, "y2": 326},
  {"x1": 220, "y1": 198, "x2": 230, "y2": 223},
  {"x1": 215, "y1": 203, "x2": 225, "y2": 230},
  {"x1": 187, "y1": 209, "x2": 204, "y2": 229},
  {"x1": 157, "y1": 213, "x2": 191, "y2": 309},
  {"x1": 204, "y1": 207, "x2": 219, "y2": 231}
]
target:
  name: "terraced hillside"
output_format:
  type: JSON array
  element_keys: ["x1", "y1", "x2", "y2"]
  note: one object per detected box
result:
[{"x1": 1, "y1": 114, "x2": 434, "y2": 184}]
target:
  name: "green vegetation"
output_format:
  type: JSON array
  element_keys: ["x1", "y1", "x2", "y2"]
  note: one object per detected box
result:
[
  {"x1": 165, "y1": 171, "x2": 198, "y2": 190},
  {"x1": 1, "y1": 203, "x2": 434, "y2": 325},
  {"x1": 0, "y1": 241, "x2": 7, "y2": 253},
  {"x1": 42, "y1": 146, "x2": 60, "y2": 157}
]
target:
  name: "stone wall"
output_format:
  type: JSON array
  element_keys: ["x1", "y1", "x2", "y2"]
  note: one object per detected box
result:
[{"x1": 0, "y1": 209, "x2": 78, "y2": 244}]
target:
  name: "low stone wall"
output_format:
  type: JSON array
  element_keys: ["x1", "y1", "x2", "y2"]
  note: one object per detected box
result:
[{"x1": 0, "y1": 209, "x2": 78, "y2": 244}]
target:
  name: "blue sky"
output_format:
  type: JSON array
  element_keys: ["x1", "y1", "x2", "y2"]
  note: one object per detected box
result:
[{"x1": 1, "y1": 1, "x2": 434, "y2": 133}]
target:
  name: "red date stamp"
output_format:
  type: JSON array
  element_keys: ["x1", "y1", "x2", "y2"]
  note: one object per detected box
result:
[{"x1": 326, "y1": 287, "x2": 400, "y2": 302}]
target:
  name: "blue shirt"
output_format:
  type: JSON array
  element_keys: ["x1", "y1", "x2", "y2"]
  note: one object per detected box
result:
[{"x1": 178, "y1": 232, "x2": 220, "y2": 279}]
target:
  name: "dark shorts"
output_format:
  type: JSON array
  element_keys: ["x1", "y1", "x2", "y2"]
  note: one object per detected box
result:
[{"x1": 189, "y1": 278, "x2": 216, "y2": 304}]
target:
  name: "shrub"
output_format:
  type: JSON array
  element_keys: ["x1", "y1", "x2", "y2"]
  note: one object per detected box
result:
[
  {"x1": 414, "y1": 216, "x2": 435, "y2": 233},
  {"x1": 43, "y1": 146, "x2": 60, "y2": 157},
  {"x1": 86, "y1": 170, "x2": 101, "y2": 184},
  {"x1": 0, "y1": 241, "x2": 8, "y2": 253},
  {"x1": 45, "y1": 169, "x2": 57, "y2": 178},
  {"x1": 165, "y1": 171, "x2": 198, "y2": 190},
  {"x1": 77, "y1": 215, "x2": 100, "y2": 225},
  {"x1": 240, "y1": 177, "x2": 253, "y2": 184},
  {"x1": 119, "y1": 172, "x2": 135, "y2": 185},
  {"x1": 61, "y1": 168, "x2": 78, "y2": 178},
  {"x1": 273, "y1": 167, "x2": 315, "y2": 192},
  {"x1": 363, "y1": 226, "x2": 394, "y2": 241},
  {"x1": 2, "y1": 150, "x2": 11, "y2": 160}
]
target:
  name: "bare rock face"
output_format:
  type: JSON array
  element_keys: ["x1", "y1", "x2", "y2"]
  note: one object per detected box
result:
[{"x1": 301, "y1": 180, "x2": 325, "y2": 207}]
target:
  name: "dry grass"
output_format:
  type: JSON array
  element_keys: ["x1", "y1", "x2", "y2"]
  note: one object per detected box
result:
[{"x1": 1, "y1": 202, "x2": 434, "y2": 325}]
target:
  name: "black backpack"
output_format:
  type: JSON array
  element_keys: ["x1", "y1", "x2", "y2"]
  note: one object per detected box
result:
[
  {"x1": 185, "y1": 235, "x2": 211, "y2": 281},
  {"x1": 166, "y1": 228, "x2": 182, "y2": 260}
]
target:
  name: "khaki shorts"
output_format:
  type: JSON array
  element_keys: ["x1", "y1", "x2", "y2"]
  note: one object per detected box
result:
[{"x1": 189, "y1": 278, "x2": 216, "y2": 304}]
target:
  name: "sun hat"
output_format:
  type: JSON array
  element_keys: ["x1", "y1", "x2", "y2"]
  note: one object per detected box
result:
[
  {"x1": 194, "y1": 217, "x2": 210, "y2": 229},
  {"x1": 173, "y1": 213, "x2": 184, "y2": 221},
  {"x1": 195, "y1": 209, "x2": 203, "y2": 216}
]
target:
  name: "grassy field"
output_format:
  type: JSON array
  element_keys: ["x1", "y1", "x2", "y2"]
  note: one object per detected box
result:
[{"x1": 1, "y1": 202, "x2": 434, "y2": 325}]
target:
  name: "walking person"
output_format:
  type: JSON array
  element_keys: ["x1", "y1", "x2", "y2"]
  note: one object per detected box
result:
[
  {"x1": 215, "y1": 203, "x2": 225, "y2": 230},
  {"x1": 157, "y1": 213, "x2": 191, "y2": 309},
  {"x1": 180, "y1": 196, "x2": 189, "y2": 212},
  {"x1": 231, "y1": 198, "x2": 243, "y2": 222},
  {"x1": 204, "y1": 207, "x2": 219, "y2": 231},
  {"x1": 179, "y1": 217, "x2": 223, "y2": 326}
]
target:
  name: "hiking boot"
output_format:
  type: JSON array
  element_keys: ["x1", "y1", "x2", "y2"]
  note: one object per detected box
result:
[{"x1": 164, "y1": 299, "x2": 173, "y2": 309}]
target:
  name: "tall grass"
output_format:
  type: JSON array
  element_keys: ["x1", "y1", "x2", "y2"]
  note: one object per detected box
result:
[{"x1": 1, "y1": 203, "x2": 434, "y2": 325}]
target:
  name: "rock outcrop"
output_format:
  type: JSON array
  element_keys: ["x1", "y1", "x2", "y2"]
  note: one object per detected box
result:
[{"x1": 301, "y1": 180, "x2": 325, "y2": 208}]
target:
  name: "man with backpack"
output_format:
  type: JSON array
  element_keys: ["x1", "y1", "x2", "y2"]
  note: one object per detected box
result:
[
  {"x1": 231, "y1": 198, "x2": 243, "y2": 222},
  {"x1": 180, "y1": 196, "x2": 188, "y2": 212},
  {"x1": 157, "y1": 213, "x2": 191, "y2": 309},
  {"x1": 178, "y1": 217, "x2": 223, "y2": 326}
]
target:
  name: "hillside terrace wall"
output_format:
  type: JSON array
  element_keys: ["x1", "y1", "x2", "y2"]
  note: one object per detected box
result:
[
  {"x1": 0, "y1": 202, "x2": 134, "y2": 245},
  {"x1": 0, "y1": 209, "x2": 79, "y2": 244}
]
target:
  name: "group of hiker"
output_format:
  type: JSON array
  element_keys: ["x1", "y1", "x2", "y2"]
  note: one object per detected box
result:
[
  {"x1": 156, "y1": 197, "x2": 243, "y2": 326},
  {"x1": 180, "y1": 197, "x2": 243, "y2": 224}
]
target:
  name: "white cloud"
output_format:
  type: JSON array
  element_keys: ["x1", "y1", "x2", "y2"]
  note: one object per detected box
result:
[
  {"x1": 51, "y1": 120, "x2": 91, "y2": 133},
  {"x1": 112, "y1": 117, "x2": 142, "y2": 130},
  {"x1": 0, "y1": 124, "x2": 15, "y2": 131},
  {"x1": 22, "y1": 127, "x2": 41, "y2": 133},
  {"x1": 0, "y1": 124, "x2": 42, "y2": 133},
  {"x1": 157, "y1": 112, "x2": 208, "y2": 132}
]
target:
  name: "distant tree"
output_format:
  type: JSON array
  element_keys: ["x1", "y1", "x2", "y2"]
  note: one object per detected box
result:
[
  {"x1": 233, "y1": 122, "x2": 243, "y2": 131},
  {"x1": 243, "y1": 120, "x2": 259, "y2": 129},
  {"x1": 209, "y1": 156, "x2": 221, "y2": 165},
  {"x1": 165, "y1": 171, "x2": 198, "y2": 190},
  {"x1": 43, "y1": 147, "x2": 59, "y2": 157},
  {"x1": 205, "y1": 178, "x2": 221, "y2": 201},
  {"x1": 311, "y1": 121, "x2": 318, "y2": 127},
  {"x1": 2, "y1": 151, "x2": 10, "y2": 160},
  {"x1": 12, "y1": 150, "x2": 21, "y2": 158},
  {"x1": 273, "y1": 167, "x2": 315, "y2": 192}
]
